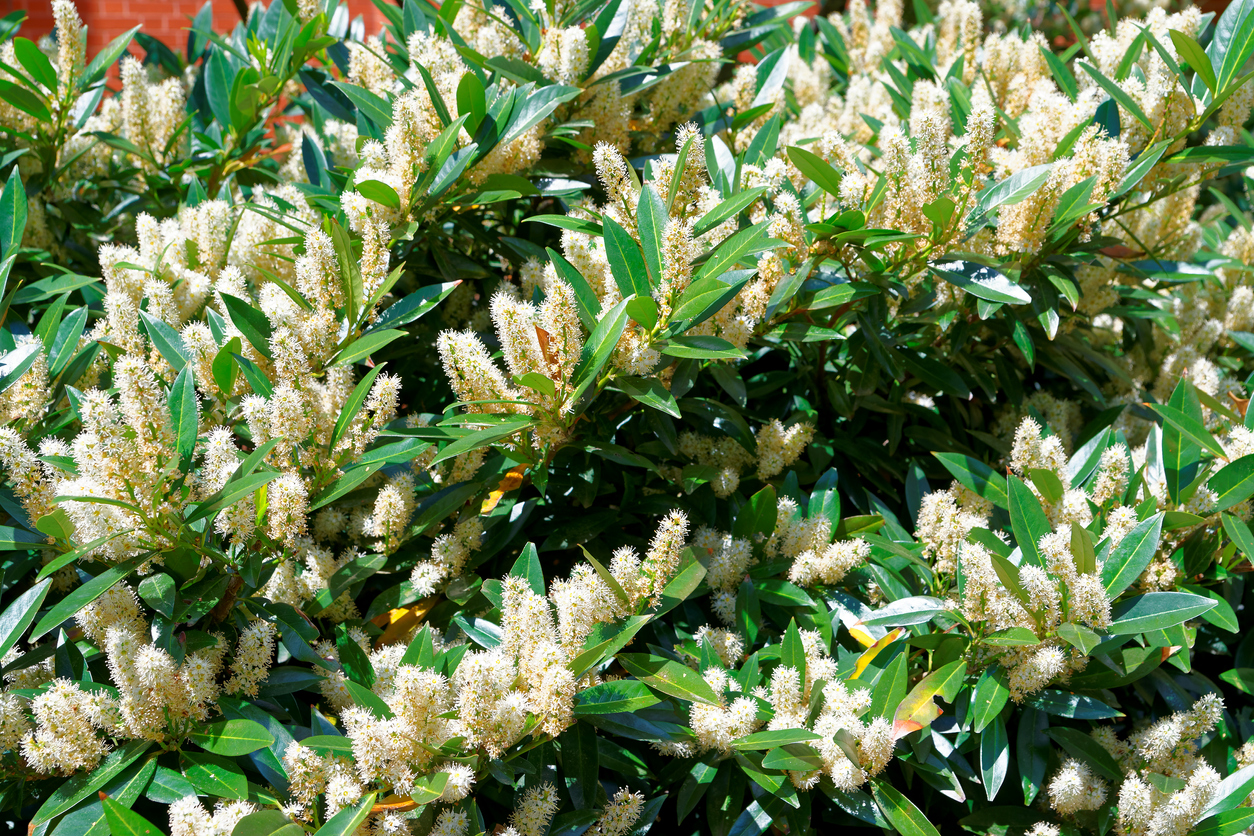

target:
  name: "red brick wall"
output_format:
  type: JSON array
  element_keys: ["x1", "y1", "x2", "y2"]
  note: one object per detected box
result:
[{"x1": 1, "y1": 0, "x2": 393, "y2": 59}]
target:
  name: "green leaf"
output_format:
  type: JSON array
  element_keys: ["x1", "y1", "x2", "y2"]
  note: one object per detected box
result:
[
  {"x1": 313, "y1": 793, "x2": 378, "y2": 836},
  {"x1": 782, "y1": 618, "x2": 806, "y2": 682},
  {"x1": 731, "y1": 728, "x2": 821, "y2": 750},
  {"x1": 456, "y1": 72, "x2": 486, "y2": 132},
  {"x1": 1223, "y1": 513, "x2": 1254, "y2": 560},
  {"x1": 1029, "y1": 689, "x2": 1123, "y2": 719},
  {"x1": 733, "y1": 485, "x2": 778, "y2": 540},
  {"x1": 331, "y1": 363, "x2": 386, "y2": 450},
  {"x1": 330, "y1": 81, "x2": 393, "y2": 129},
  {"x1": 861, "y1": 596, "x2": 947, "y2": 627},
  {"x1": 1027, "y1": 467, "x2": 1064, "y2": 504},
  {"x1": 182, "y1": 751, "x2": 248, "y2": 799},
  {"x1": 1057, "y1": 622, "x2": 1102, "y2": 654},
  {"x1": 1149, "y1": 402, "x2": 1227, "y2": 459},
  {"x1": 980, "y1": 714, "x2": 1009, "y2": 801},
  {"x1": 693, "y1": 187, "x2": 767, "y2": 237},
  {"x1": 82, "y1": 26, "x2": 140, "y2": 87},
  {"x1": 971, "y1": 666, "x2": 1010, "y2": 733},
  {"x1": 786, "y1": 145, "x2": 843, "y2": 196},
  {"x1": 677, "y1": 758, "x2": 719, "y2": 823},
  {"x1": 654, "y1": 548, "x2": 706, "y2": 616},
  {"x1": 1170, "y1": 28, "x2": 1217, "y2": 92},
  {"x1": 1077, "y1": 62, "x2": 1153, "y2": 128},
  {"x1": 870, "y1": 652, "x2": 908, "y2": 719},
  {"x1": 406, "y1": 774, "x2": 447, "y2": 807},
  {"x1": 969, "y1": 164, "x2": 1053, "y2": 228},
  {"x1": 932, "y1": 452, "x2": 1009, "y2": 509},
  {"x1": 1202, "y1": 763, "x2": 1254, "y2": 818},
  {"x1": 498, "y1": 84, "x2": 580, "y2": 147},
  {"x1": 1101, "y1": 512, "x2": 1163, "y2": 597},
  {"x1": 611, "y1": 375, "x2": 681, "y2": 417},
  {"x1": 31, "y1": 741, "x2": 153, "y2": 825},
  {"x1": 428, "y1": 417, "x2": 534, "y2": 467},
  {"x1": 903, "y1": 352, "x2": 970, "y2": 399},
  {"x1": 169, "y1": 366, "x2": 199, "y2": 472},
  {"x1": 210, "y1": 336, "x2": 241, "y2": 396},
  {"x1": 1208, "y1": 0, "x2": 1254, "y2": 94},
  {"x1": 230, "y1": 810, "x2": 306, "y2": 836},
  {"x1": 0, "y1": 577, "x2": 50, "y2": 660},
  {"x1": 695, "y1": 222, "x2": 770, "y2": 281},
  {"x1": 761, "y1": 743, "x2": 824, "y2": 771},
  {"x1": 807, "y1": 281, "x2": 879, "y2": 311},
  {"x1": 369, "y1": 281, "x2": 460, "y2": 332},
  {"x1": 0, "y1": 80, "x2": 50, "y2": 121},
  {"x1": 637, "y1": 183, "x2": 665, "y2": 287},
  {"x1": 49, "y1": 306, "x2": 88, "y2": 378},
  {"x1": 983, "y1": 627, "x2": 1041, "y2": 646},
  {"x1": 559, "y1": 722, "x2": 600, "y2": 809},
  {"x1": 618, "y1": 653, "x2": 721, "y2": 705},
  {"x1": 568, "y1": 615, "x2": 650, "y2": 678},
  {"x1": 573, "y1": 679, "x2": 661, "y2": 714},
  {"x1": 1008, "y1": 476, "x2": 1052, "y2": 568},
  {"x1": 333, "y1": 329, "x2": 405, "y2": 366},
  {"x1": 29, "y1": 552, "x2": 148, "y2": 641},
  {"x1": 603, "y1": 215, "x2": 652, "y2": 298},
  {"x1": 1181, "y1": 583, "x2": 1236, "y2": 632},
  {"x1": 1166, "y1": 146, "x2": 1254, "y2": 166},
  {"x1": 933, "y1": 261, "x2": 1031, "y2": 305},
  {"x1": 572, "y1": 296, "x2": 630, "y2": 389},
  {"x1": 1038, "y1": 44, "x2": 1078, "y2": 100},
  {"x1": 660, "y1": 335, "x2": 746, "y2": 360},
  {"x1": 509, "y1": 542, "x2": 545, "y2": 595},
  {"x1": 139, "y1": 310, "x2": 191, "y2": 371},
  {"x1": 336, "y1": 623, "x2": 376, "y2": 688},
  {"x1": 1112, "y1": 141, "x2": 1170, "y2": 198},
  {"x1": 1046, "y1": 727, "x2": 1123, "y2": 781},
  {"x1": 0, "y1": 341, "x2": 40, "y2": 395},
  {"x1": 35, "y1": 508, "x2": 72, "y2": 541},
  {"x1": 526, "y1": 214, "x2": 603, "y2": 235},
  {"x1": 186, "y1": 470, "x2": 281, "y2": 524},
  {"x1": 301, "y1": 735, "x2": 354, "y2": 758},
  {"x1": 14, "y1": 38, "x2": 56, "y2": 91},
  {"x1": 137, "y1": 573, "x2": 175, "y2": 618},
  {"x1": 666, "y1": 271, "x2": 753, "y2": 334},
  {"x1": 546, "y1": 247, "x2": 600, "y2": 330},
  {"x1": 1160, "y1": 382, "x2": 1204, "y2": 503},
  {"x1": 1220, "y1": 668, "x2": 1254, "y2": 694},
  {"x1": 356, "y1": 179, "x2": 401, "y2": 210},
  {"x1": 1194, "y1": 809, "x2": 1254, "y2": 836},
  {"x1": 219, "y1": 293, "x2": 273, "y2": 360},
  {"x1": 872, "y1": 781, "x2": 942, "y2": 836},
  {"x1": 101, "y1": 795, "x2": 161, "y2": 836},
  {"x1": 0, "y1": 165, "x2": 26, "y2": 259},
  {"x1": 1109, "y1": 592, "x2": 1217, "y2": 634},
  {"x1": 1211, "y1": 454, "x2": 1254, "y2": 511},
  {"x1": 188, "y1": 718, "x2": 276, "y2": 756}
]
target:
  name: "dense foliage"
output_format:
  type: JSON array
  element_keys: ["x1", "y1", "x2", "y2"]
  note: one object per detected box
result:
[{"x1": 1, "y1": 0, "x2": 1254, "y2": 834}]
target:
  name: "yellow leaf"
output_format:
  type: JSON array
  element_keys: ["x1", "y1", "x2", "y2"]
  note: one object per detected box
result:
[
  {"x1": 481, "y1": 464, "x2": 528, "y2": 515},
  {"x1": 848, "y1": 623, "x2": 877, "y2": 647},
  {"x1": 851, "y1": 628, "x2": 902, "y2": 679},
  {"x1": 371, "y1": 795, "x2": 419, "y2": 813},
  {"x1": 891, "y1": 660, "x2": 966, "y2": 739},
  {"x1": 372, "y1": 599, "x2": 437, "y2": 648}
]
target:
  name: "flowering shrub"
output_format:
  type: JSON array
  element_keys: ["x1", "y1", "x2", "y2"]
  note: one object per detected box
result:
[{"x1": 0, "y1": 0, "x2": 1253, "y2": 834}]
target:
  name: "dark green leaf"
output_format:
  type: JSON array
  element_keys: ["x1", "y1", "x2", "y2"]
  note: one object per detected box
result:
[
  {"x1": 618, "y1": 653, "x2": 721, "y2": 705},
  {"x1": 1109, "y1": 592, "x2": 1217, "y2": 634},
  {"x1": 188, "y1": 719, "x2": 275, "y2": 756},
  {"x1": 219, "y1": 293, "x2": 273, "y2": 360}
]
